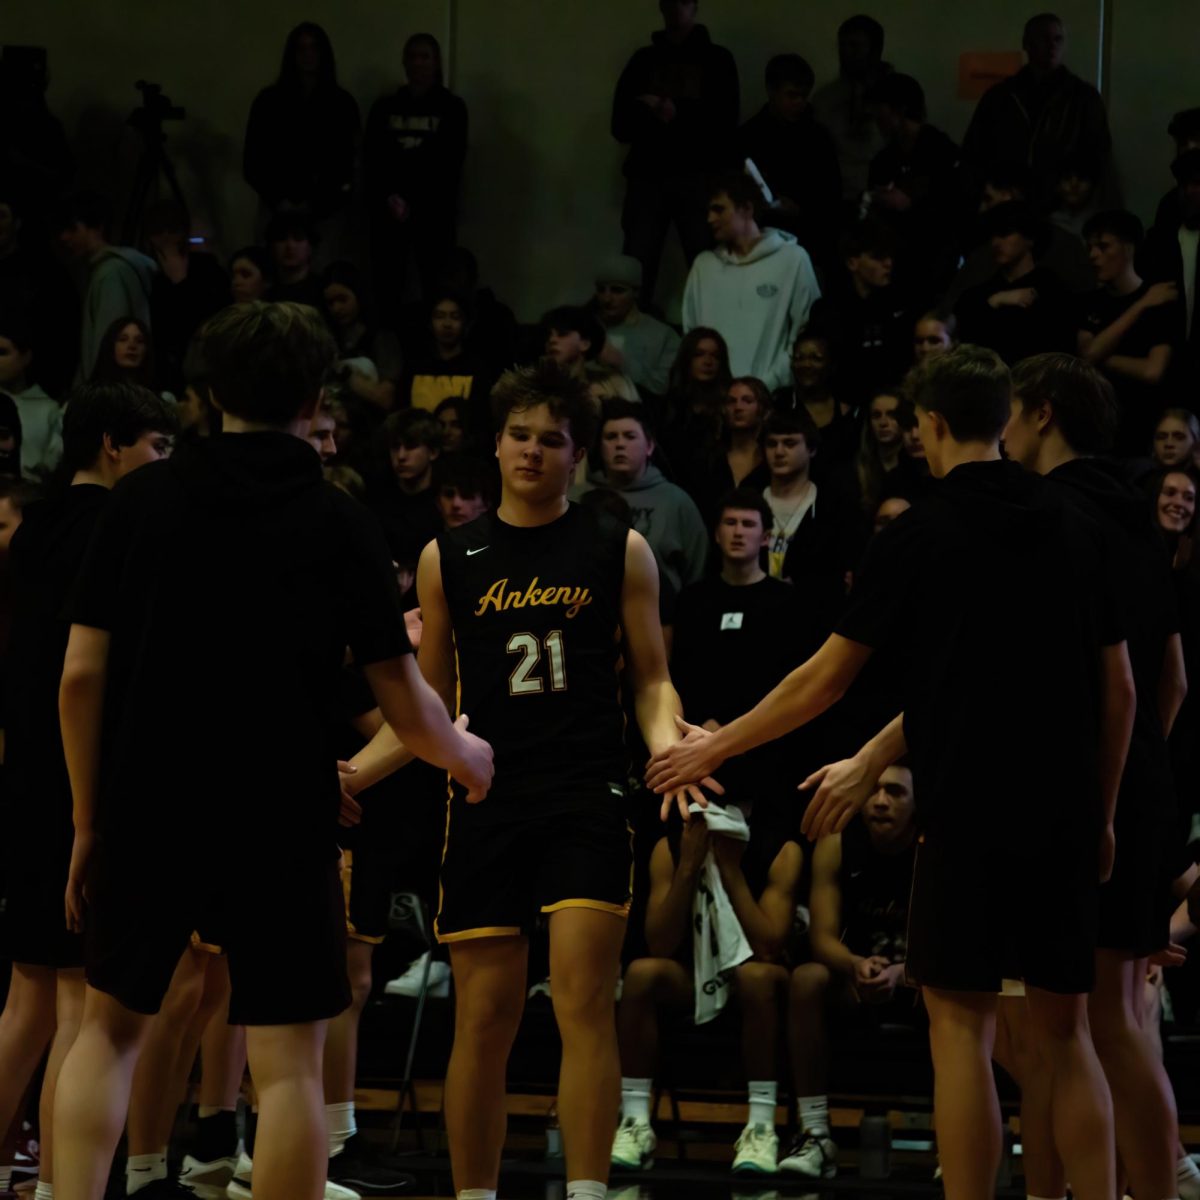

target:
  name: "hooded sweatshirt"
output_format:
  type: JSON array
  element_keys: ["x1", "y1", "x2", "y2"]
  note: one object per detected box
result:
[
  {"x1": 80, "y1": 245, "x2": 156, "y2": 381},
  {"x1": 683, "y1": 229, "x2": 820, "y2": 392},
  {"x1": 578, "y1": 463, "x2": 709, "y2": 596}
]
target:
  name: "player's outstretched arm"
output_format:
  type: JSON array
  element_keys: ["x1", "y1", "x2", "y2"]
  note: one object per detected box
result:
[
  {"x1": 799, "y1": 712, "x2": 906, "y2": 841},
  {"x1": 362, "y1": 541, "x2": 493, "y2": 802},
  {"x1": 59, "y1": 624, "x2": 110, "y2": 931},
  {"x1": 620, "y1": 530, "x2": 724, "y2": 820},
  {"x1": 347, "y1": 719, "x2": 415, "y2": 795},
  {"x1": 645, "y1": 633, "x2": 873, "y2": 795}
]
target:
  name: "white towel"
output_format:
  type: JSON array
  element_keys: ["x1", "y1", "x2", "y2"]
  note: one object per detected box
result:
[{"x1": 689, "y1": 803, "x2": 754, "y2": 1025}]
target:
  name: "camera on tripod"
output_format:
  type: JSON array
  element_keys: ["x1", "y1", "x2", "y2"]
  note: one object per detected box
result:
[{"x1": 131, "y1": 80, "x2": 185, "y2": 132}]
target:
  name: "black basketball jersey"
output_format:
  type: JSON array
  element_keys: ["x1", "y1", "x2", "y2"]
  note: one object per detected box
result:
[
  {"x1": 838, "y1": 819, "x2": 916, "y2": 964},
  {"x1": 437, "y1": 503, "x2": 629, "y2": 805}
]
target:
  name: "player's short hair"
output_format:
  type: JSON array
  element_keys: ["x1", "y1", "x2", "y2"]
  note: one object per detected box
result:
[
  {"x1": 1023, "y1": 12, "x2": 1063, "y2": 45},
  {"x1": 0, "y1": 476, "x2": 39, "y2": 510},
  {"x1": 714, "y1": 486, "x2": 773, "y2": 531},
  {"x1": 763, "y1": 408, "x2": 821, "y2": 453},
  {"x1": 600, "y1": 397, "x2": 654, "y2": 441},
  {"x1": 1010, "y1": 353, "x2": 1118, "y2": 455},
  {"x1": 264, "y1": 210, "x2": 318, "y2": 246},
  {"x1": 383, "y1": 408, "x2": 442, "y2": 451},
  {"x1": 765, "y1": 53, "x2": 815, "y2": 96},
  {"x1": 200, "y1": 302, "x2": 334, "y2": 426},
  {"x1": 491, "y1": 357, "x2": 598, "y2": 449},
  {"x1": 1082, "y1": 209, "x2": 1144, "y2": 249},
  {"x1": 60, "y1": 381, "x2": 179, "y2": 475},
  {"x1": 905, "y1": 344, "x2": 1011, "y2": 444},
  {"x1": 325, "y1": 463, "x2": 365, "y2": 501}
]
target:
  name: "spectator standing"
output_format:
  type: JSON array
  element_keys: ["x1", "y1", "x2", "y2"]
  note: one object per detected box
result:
[
  {"x1": 593, "y1": 255, "x2": 680, "y2": 397},
  {"x1": 365, "y1": 33, "x2": 468, "y2": 314},
  {"x1": 1076, "y1": 211, "x2": 1177, "y2": 454},
  {"x1": 683, "y1": 174, "x2": 820, "y2": 392},
  {"x1": 807, "y1": 219, "x2": 910, "y2": 408},
  {"x1": 612, "y1": 0, "x2": 740, "y2": 304},
  {"x1": 866, "y1": 73, "x2": 962, "y2": 303},
  {"x1": 653, "y1": 327, "x2": 730, "y2": 496},
  {"x1": 955, "y1": 200, "x2": 1072, "y2": 363},
  {"x1": 962, "y1": 12, "x2": 1110, "y2": 205},
  {"x1": 53, "y1": 191, "x2": 155, "y2": 382},
  {"x1": 737, "y1": 55, "x2": 841, "y2": 269},
  {"x1": 242, "y1": 23, "x2": 360, "y2": 222},
  {"x1": 364, "y1": 408, "x2": 444, "y2": 562},
  {"x1": 811, "y1": 15, "x2": 893, "y2": 205}
]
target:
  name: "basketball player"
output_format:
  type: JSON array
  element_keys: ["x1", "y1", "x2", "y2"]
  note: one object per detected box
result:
[
  {"x1": 1004, "y1": 352, "x2": 1188, "y2": 1200},
  {"x1": 0, "y1": 383, "x2": 176, "y2": 1200},
  {"x1": 417, "y1": 358, "x2": 718, "y2": 1200},
  {"x1": 646, "y1": 345, "x2": 1135, "y2": 1200},
  {"x1": 51, "y1": 302, "x2": 493, "y2": 1200}
]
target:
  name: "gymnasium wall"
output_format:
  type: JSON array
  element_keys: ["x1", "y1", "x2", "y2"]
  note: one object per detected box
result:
[{"x1": 0, "y1": 0, "x2": 1185, "y2": 319}]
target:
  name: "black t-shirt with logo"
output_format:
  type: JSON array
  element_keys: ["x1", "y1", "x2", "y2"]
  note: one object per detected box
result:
[
  {"x1": 69, "y1": 433, "x2": 411, "y2": 859},
  {"x1": 436, "y1": 504, "x2": 629, "y2": 809},
  {"x1": 837, "y1": 818, "x2": 916, "y2": 963}
]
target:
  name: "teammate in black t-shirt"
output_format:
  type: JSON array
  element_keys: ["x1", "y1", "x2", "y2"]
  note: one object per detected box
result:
[
  {"x1": 417, "y1": 358, "x2": 716, "y2": 1200},
  {"x1": 51, "y1": 303, "x2": 493, "y2": 1200},
  {"x1": 0, "y1": 382, "x2": 176, "y2": 1200},
  {"x1": 785, "y1": 762, "x2": 919, "y2": 1180},
  {"x1": 647, "y1": 345, "x2": 1133, "y2": 1200},
  {"x1": 1005, "y1": 352, "x2": 1187, "y2": 1200}
]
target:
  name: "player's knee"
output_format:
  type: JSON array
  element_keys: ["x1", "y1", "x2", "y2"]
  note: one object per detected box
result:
[
  {"x1": 346, "y1": 951, "x2": 374, "y2": 1010},
  {"x1": 455, "y1": 988, "x2": 524, "y2": 1046},
  {"x1": 789, "y1": 961, "x2": 833, "y2": 1008},
  {"x1": 621, "y1": 957, "x2": 676, "y2": 1005},
  {"x1": 551, "y1": 966, "x2": 614, "y2": 1026},
  {"x1": 735, "y1": 961, "x2": 786, "y2": 1007}
]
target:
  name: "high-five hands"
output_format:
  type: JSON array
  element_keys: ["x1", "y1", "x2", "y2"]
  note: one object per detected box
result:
[{"x1": 800, "y1": 754, "x2": 876, "y2": 841}]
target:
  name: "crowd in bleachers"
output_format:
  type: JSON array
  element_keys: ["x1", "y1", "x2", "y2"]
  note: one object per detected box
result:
[{"x1": 3, "y1": 2, "x2": 1200, "y2": 1194}]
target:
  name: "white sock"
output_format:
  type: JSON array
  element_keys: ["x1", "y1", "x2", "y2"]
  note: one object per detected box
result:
[
  {"x1": 125, "y1": 1150, "x2": 167, "y2": 1194},
  {"x1": 566, "y1": 1182, "x2": 607, "y2": 1200},
  {"x1": 458, "y1": 1190, "x2": 497, "y2": 1200},
  {"x1": 620, "y1": 1076, "x2": 652, "y2": 1123},
  {"x1": 326, "y1": 1100, "x2": 357, "y2": 1159},
  {"x1": 0, "y1": 1167, "x2": 11, "y2": 1192},
  {"x1": 35, "y1": 1183, "x2": 54, "y2": 1200},
  {"x1": 1182, "y1": 1152, "x2": 1200, "y2": 1182},
  {"x1": 798, "y1": 1094, "x2": 830, "y2": 1138},
  {"x1": 747, "y1": 1080, "x2": 777, "y2": 1128}
]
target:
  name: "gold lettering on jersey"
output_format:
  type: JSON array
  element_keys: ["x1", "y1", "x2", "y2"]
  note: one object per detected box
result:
[{"x1": 474, "y1": 577, "x2": 593, "y2": 620}]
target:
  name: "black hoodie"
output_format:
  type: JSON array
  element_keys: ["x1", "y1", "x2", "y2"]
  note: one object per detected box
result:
[
  {"x1": 67, "y1": 433, "x2": 410, "y2": 853},
  {"x1": 838, "y1": 459, "x2": 1114, "y2": 847},
  {"x1": 611, "y1": 24, "x2": 740, "y2": 179}
]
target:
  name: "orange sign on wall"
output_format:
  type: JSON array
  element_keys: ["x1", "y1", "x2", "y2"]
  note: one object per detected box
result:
[{"x1": 958, "y1": 51, "x2": 1025, "y2": 99}]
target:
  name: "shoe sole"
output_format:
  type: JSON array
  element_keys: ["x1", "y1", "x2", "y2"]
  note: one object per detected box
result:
[
  {"x1": 778, "y1": 1162, "x2": 836, "y2": 1179},
  {"x1": 226, "y1": 1182, "x2": 252, "y2": 1200},
  {"x1": 382, "y1": 983, "x2": 450, "y2": 998},
  {"x1": 731, "y1": 1162, "x2": 776, "y2": 1175},
  {"x1": 329, "y1": 1178, "x2": 413, "y2": 1197},
  {"x1": 610, "y1": 1156, "x2": 655, "y2": 1172}
]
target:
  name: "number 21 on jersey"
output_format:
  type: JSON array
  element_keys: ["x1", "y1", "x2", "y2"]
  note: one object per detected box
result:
[{"x1": 508, "y1": 630, "x2": 567, "y2": 695}]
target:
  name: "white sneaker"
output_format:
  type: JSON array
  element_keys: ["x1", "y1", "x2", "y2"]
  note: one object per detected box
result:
[
  {"x1": 732, "y1": 1123, "x2": 778, "y2": 1174},
  {"x1": 778, "y1": 1130, "x2": 837, "y2": 1178},
  {"x1": 527, "y1": 976, "x2": 552, "y2": 1000},
  {"x1": 180, "y1": 1152, "x2": 238, "y2": 1199},
  {"x1": 224, "y1": 1153, "x2": 362, "y2": 1200},
  {"x1": 383, "y1": 952, "x2": 450, "y2": 998},
  {"x1": 610, "y1": 1115, "x2": 656, "y2": 1170}
]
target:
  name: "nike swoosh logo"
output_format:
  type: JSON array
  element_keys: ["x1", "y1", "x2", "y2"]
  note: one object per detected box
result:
[{"x1": 467, "y1": 546, "x2": 489, "y2": 556}]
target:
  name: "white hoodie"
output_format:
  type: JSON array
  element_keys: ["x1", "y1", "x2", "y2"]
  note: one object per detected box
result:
[{"x1": 682, "y1": 228, "x2": 820, "y2": 392}]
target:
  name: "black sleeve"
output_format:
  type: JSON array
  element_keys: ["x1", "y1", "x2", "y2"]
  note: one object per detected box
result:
[
  {"x1": 334, "y1": 495, "x2": 413, "y2": 666},
  {"x1": 612, "y1": 50, "x2": 655, "y2": 145},
  {"x1": 242, "y1": 90, "x2": 282, "y2": 206},
  {"x1": 67, "y1": 485, "x2": 138, "y2": 630},
  {"x1": 835, "y1": 514, "x2": 923, "y2": 650}
]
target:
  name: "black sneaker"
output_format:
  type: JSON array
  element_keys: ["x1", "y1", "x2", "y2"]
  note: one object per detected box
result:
[
  {"x1": 126, "y1": 1180, "x2": 197, "y2": 1198},
  {"x1": 327, "y1": 1139, "x2": 416, "y2": 1196}
]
